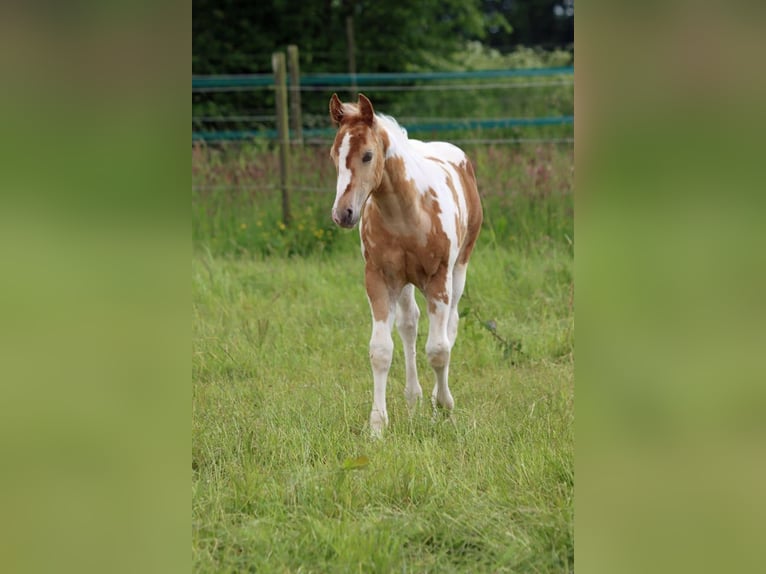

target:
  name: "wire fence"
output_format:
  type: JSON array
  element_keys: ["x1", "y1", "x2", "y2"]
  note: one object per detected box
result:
[
  {"x1": 192, "y1": 65, "x2": 574, "y2": 145},
  {"x1": 192, "y1": 117, "x2": 573, "y2": 143}
]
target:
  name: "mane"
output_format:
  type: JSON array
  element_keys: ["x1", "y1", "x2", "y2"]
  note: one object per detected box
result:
[
  {"x1": 374, "y1": 113, "x2": 412, "y2": 157},
  {"x1": 375, "y1": 113, "x2": 408, "y2": 139}
]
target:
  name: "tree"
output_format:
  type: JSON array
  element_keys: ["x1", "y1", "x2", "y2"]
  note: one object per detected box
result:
[
  {"x1": 481, "y1": 0, "x2": 573, "y2": 49},
  {"x1": 192, "y1": 0, "x2": 493, "y2": 75}
]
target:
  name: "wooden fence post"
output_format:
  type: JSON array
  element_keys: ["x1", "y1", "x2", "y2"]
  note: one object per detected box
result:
[
  {"x1": 287, "y1": 45, "x2": 303, "y2": 146},
  {"x1": 345, "y1": 15, "x2": 358, "y2": 100},
  {"x1": 272, "y1": 51, "x2": 292, "y2": 226}
]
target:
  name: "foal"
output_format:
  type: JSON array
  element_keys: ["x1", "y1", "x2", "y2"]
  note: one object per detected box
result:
[{"x1": 328, "y1": 93, "x2": 482, "y2": 435}]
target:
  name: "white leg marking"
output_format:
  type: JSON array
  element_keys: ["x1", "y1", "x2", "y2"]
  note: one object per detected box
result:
[
  {"x1": 396, "y1": 284, "x2": 422, "y2": 413},
  {"x1": 369, "y1": 315, "x2": 394, "y2": 436},
  {"x1": 448, "y1": 263, "x2": 468, "y2": 347},
  {"x1": 426, "y1": 298, "x2": 454, "y2": 413}
]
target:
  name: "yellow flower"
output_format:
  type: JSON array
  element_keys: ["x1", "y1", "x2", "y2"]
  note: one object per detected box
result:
[
  {"x1": 256, "y1": 221, "x2": 263, "y2": 228},
  {"x1": 278, "y1": 222, "x2": 286, "y2": 231},
  {"x1": 240, "y1": 223, "x2": 247, "y2": 230}
]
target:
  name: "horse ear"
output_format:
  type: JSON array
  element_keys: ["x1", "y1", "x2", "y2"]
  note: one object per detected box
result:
[
  {"x1": 358, "y1": 93, "x2": 375, "y2": 127},
  {"x1": 329, "y1": 93, "x2": 344, "y2": 126}
]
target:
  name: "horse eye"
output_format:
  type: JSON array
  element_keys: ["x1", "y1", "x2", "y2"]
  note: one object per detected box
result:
[{"x1": 362, "y1": 151, "x2": 373, "y2": 163}]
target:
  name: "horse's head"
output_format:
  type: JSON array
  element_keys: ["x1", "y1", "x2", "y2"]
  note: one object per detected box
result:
[{"x1": 328, "y1": 93, "x2": 386, "y2": 228}]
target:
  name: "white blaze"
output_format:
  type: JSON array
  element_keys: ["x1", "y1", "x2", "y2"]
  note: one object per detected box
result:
[{"x1": 333, "y1": 132, "x2": 352, "y2": 211}]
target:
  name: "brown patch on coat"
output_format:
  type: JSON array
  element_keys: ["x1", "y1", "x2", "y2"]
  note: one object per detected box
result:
[
  {"x1": 450, "y1": 159, "x2": 483, "y2": 265},
  {"x1": 347, "y1": 124, "x2": 372, "y2": 166},
  {"x1": 425, "y1": 263, "x2": 449, "y2": 314},
  {"x1": 331, "y1": 123, "x2": 371, "y2": 162},
  {"x1": 365, "y1": 265, "x2": 391, "y2": 322},
  {"x1": 371, "y1": 156, "x2": 426, "y2": 237},
  {"x1": 362, "y1": 180, "x2": 451, "y2": 317}
]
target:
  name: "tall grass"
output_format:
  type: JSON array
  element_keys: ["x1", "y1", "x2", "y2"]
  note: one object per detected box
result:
[{"x1": 192, "y1": 246, "x2": 573, "y2": 572}]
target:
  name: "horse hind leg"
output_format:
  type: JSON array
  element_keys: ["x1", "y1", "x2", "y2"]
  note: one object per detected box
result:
[
  {"x1": 425, "y1": 273, "x2": 454, "y2": 414},
  {"x1": 447, "y1": 262, "x2": 469, "y2": 347},
  {"x1": 396, "y1": 284, "x2": 422, "y2": 413},
  {"x1": 429, "y1": 262, "x2": 468, "y2": 421}
]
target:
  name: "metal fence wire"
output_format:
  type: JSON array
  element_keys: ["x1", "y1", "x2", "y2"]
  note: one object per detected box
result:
[{"x1": 192, "y1": 63, "x2": 574, "y2": 144}]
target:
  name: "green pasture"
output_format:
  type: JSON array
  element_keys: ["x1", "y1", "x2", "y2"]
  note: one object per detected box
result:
[{"x1": 192, "y1": 143, "x2": 574, "y2": 572}]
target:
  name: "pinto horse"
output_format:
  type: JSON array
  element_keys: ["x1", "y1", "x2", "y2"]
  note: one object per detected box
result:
[{"x1": 329, "y1": 93, "x2": 482, "y2": 435}]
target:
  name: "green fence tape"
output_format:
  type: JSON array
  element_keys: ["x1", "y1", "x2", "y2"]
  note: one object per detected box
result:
[
  {"x1": 192, "y1": 116, "x2": 574, "y2": 142},
  {"x1": 192, "y1": 67, "x2": 574, "y2": 90}
]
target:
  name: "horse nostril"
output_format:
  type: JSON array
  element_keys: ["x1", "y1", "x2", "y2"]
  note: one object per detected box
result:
[{"x1": 345, "y1": 208, "x2": 353, "y2": 218}]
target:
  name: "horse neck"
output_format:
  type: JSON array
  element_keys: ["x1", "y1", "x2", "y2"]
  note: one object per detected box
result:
[{"x1": 370, "y1": 121, "x2": 423, "y2": 223}]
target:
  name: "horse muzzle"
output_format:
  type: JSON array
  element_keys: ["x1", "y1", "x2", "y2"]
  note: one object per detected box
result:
[{"x1": 332, "y1": 207, "x2": 358, "y2": 228}]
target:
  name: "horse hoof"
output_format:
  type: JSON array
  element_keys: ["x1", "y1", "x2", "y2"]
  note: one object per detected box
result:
[
  {"x1": 369, "y1": 410, "x2": 388, "y2": 437},
  {"x1": 431, "y1": 391, "x2": 454, "y2": 410},
  {"x1": 405, "y1": 386, "x2": 423, "y2": 413}
]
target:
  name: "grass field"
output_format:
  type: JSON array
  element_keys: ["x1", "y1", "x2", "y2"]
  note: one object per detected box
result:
[{"x1": 192, "y1": 143, "x2": 573, "y2": 572}]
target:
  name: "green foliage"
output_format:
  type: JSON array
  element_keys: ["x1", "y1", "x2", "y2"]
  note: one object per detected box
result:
[
  {"x1": 192, "y1": 0, "x2": 572, "y2": 76},
  {"x1": 349, "y1": 0, "x2": 491, "y2": 72},
  {"x1": 418, "y1": 41, "x2": 572, "y2": 72},
  {"x1": 481, "y1": 0, "x2": 574, "y2": 49},
  {"x1": 193, "y1": 0, "x2": 495, "y2": 75}
]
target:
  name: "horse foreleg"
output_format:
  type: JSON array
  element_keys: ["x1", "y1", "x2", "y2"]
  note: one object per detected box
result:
[
  {"x1": 366, "y1": 269, "x2": 396, "y2": 437},
  {"x1": 396, "y1": 284, "x2": 422, "y2": 413}
]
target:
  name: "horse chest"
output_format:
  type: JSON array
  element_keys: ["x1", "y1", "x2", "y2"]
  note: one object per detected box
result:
[{"x1": 362, "y1": 224, "x2": 447, "y2": 291}]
